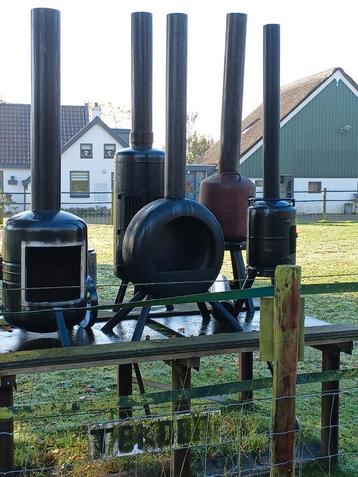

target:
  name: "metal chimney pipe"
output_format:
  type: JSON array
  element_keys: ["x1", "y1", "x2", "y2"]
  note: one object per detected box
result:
[
  {"x1": 218, "y1": 13, "x2": 247, "y2": 174},
  {"x1": 31, "y1": 8, "x2": 61, "y2": 212},
  {"x1": 164, "y1": 13, "x2": 188, "y2": 199},
  {"x1": 130, "y1": 12, "x2": 153, "y2": 149},
  {"x1": 263, "y1": 24, "x2": 280, "y2": 200}
]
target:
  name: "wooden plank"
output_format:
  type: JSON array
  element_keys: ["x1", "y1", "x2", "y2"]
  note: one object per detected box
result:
[
  {"x1": 271, "y1": 265, "x2": 301, "y2": 477},
  {"x1": 0, "y1": 325, "x2": 357, "y2": 376}
]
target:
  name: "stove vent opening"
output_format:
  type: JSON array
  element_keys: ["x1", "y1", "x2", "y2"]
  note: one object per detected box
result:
[
  {"x1": 153, "y1": 217, "x2": 216, "y2": 273},
  {"x1": 23, "y1": 243, "x2": 84, "y2": 304}
]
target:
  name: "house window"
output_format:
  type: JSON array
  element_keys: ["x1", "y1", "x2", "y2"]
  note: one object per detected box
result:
[
  {"x1": 308, "y1": 181, "x2": 322, "y2": 193},
  {"x1": 70, "y1": 171, "x2": 90, "y2": 198},
  {"x1": 104, "y1": 144, "x2": 116, "y2": 159},
  {"x1": 255, "y1": 179, "x2": 263, "y2": 187},
  {"x1": 80, "y1": 143, "x2": 93, "y2": 158}
]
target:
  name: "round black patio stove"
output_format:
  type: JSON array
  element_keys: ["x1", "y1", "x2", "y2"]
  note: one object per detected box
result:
[{"x1": 102, "y1": 14, "x2": 243, "y2": 338}]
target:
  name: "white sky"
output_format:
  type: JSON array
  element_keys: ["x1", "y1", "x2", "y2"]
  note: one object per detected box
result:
[{"x1": 1, "y1": 0, "x2": 357, "y2": 147}]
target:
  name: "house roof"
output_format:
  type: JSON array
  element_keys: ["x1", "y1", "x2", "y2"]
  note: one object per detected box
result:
[
  {"x1": 61, "y1": 116, "x2": 130, "y2": 153},
  {"x1": 0, "y1": 103, "x2": 89, "y2": 168},
  {"x1": 198, "y1": 67, "x2": 358, "y2": 166}
]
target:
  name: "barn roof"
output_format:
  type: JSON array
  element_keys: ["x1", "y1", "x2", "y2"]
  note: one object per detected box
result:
[
  {"x1": 0, "y1": 103, "x2": 89, "y2": 168},
  {"x1": 198, "y1": 67, "x2": 358, "y2": 166}
]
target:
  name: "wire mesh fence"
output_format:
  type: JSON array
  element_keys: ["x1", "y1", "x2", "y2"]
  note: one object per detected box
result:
[
  {"x1": 1, "y1": 365, "x2": 357, "y2": 476},
  {"x1": 0, "y1": 188, "x2": 357, "y2": 224}
]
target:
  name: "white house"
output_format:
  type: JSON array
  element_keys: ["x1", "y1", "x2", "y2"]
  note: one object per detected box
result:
[
  {"x1": 61, "y1": 115, "x2": 129, "y2": 211},
  {"x1": 0, "y1": 102, "x2": 129, "y2": 214}
]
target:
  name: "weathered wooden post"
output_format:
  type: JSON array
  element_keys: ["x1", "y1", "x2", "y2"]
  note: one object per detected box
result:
[
  {"x1": 320, "y1": 346, "x2": 340, "y2": 468},
  {"x1": 171, "y1": 360, "x2": 191, "y2": 477},
  {"x1": 0, "y1": 376, "x2": 16, "y2": 477},
  {"x1": 322, "y1": 187, "x2": 327, "y2": 220},
  {"x1": 270, "y1": 265, "x2": 301, "y2": 477}
]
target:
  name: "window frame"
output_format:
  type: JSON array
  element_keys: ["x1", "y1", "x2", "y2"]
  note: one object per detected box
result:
[
  {"x1": 308, "y1": 181, "x2": 322, "y2": 194},
  {"x1": 104, "y1": 143, "x2": 116, "y2": 159},
  {"x1": 80, "y1": 143, "x2": 93, "y2": 159},
  {"x1": 70, "y1": 171, "x2": 90, "y2": 198}
]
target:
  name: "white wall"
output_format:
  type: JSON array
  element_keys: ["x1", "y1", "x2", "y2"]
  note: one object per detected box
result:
[
  {"x1": 251, "y1": 177, "x2": 358, "y2": 214},
  {"x1": 294, "y1": 178, "x2": 357, "y2": 214},
  {"x1": 0, "y1": 168, "x2": 31, "y2": 213},
  {"x1": 61, "y1": 123, "x2": 122, "y2": 209}
]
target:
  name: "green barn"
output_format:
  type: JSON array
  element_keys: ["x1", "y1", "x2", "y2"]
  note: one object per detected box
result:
[{"x1": 199, "y1": 68, "x2": 358, "y2": 214}]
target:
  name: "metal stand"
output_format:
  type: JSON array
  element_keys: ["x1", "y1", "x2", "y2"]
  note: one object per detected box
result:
[
  {"x1": 54, "y1": 307, "x2": 71, "y2": 347},
  {"x1": 225, "y1": 241, "x2": 255, "y2": 318},
  {"x1": 103, "y1": 293, "x2": 243, "y2": 337}
]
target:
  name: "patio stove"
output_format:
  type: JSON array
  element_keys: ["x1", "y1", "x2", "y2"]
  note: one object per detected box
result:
[
  {"x1": 200, "y1": 13, "x2": 256, "y2": 317},
  {"x1": 102, "y1": 14, "x2": 242, "y2": 337},
  {"x1": 113, "y1": 12, "x2": 164, "y2": 294},
  {"x1": 246, "y1": 24, "x2": 296, "y2": 278},
  {"x1": 199, "y1": 13, "x2": 255, "y2": 242},
  {"x1": 2, "y1": 9, "x2": 89, "y2": 334}
]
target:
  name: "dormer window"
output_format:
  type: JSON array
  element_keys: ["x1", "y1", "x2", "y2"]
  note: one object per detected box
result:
[
  {"x1": 104, "y1": 144, "x2": 116, "y2": 159},
  {"x1": 80, "y1": 143, "x2": 93, "y2": 158}
]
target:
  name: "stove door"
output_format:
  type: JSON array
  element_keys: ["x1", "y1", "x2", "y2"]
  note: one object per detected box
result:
[{"x1": 21, "y1": 241, "x2": 86, "y2": 306}]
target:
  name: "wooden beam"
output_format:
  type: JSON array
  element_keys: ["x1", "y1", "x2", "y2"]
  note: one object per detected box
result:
[{"x1": 0, "y1": 326, "x2": 357, "y2": 376}]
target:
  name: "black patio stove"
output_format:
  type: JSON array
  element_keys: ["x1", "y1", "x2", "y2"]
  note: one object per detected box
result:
[
  {"x1": 103, "y1": 13, "x2": 243, "y2": 337},
  {"x1": 113, "y1": 12, "x2": 164, "y2": 303},
  {"x1": 246, "y1": 24, "x2": 296, "y2": 285},
  {"x1": 2, "y1": 9, "x2": 96, "y2": 341}
]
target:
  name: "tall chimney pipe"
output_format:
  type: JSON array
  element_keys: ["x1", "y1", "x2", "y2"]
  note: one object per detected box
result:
[
  {"x1": 31, "y1": 8, "x2": 61, "y2": 212},
  {"x1": 218, "y1": 13, "x2": 247, "y2": 174},
  {"x1": 164, "y1": 13, "x2": 188, "y2": 199},
  {"x1": 131, "y1": 12, "x2": 153, "y2": 149},
  {"x1": 263, "y1": 24, "x2": 280, "y2": 200}
]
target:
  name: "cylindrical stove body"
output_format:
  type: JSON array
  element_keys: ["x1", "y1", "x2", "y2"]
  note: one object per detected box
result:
[
  {"x1": 114, "y1": 147, "x2": 164, "y2": 278},
  {"x1": 3, "y1": 211, "x2": 87, "y2": 332},
  {"x1": 200, "y1": 173, "x2": 255, "y2": 241},
  {"x1": 200, "y1": 13, "x2": 255, "y2": 242},
  {"x1": 113, "y1": 12, "x2": 164, "y2": 279},
  {"x1": 247, "y1": 199, "x2": 296, "y2": 276}
]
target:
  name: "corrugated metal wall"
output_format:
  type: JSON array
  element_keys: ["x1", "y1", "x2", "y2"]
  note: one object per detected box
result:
[{"x1": 240, "y1": 79, "x2": 358, "y2": 178}]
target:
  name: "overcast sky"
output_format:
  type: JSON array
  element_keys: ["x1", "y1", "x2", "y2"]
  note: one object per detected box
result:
[{"x1": 1, "y1": 0, "x2": 357, "y2": 146}]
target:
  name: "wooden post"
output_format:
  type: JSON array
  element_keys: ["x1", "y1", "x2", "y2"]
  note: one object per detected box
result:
[
  {"x1": 117, "y1": 364, "x2": 133, "y2": 419},
  {"x1": 322, "y1": 187, "x2": 327, "y2": 220},
  {"x1": 271, "y1": 265, "x2": 301, "y2": 477},
  {"x1": 0, "y1": 376, "x2": 15, "y2": 477},
  {"x1": 320, "y1": 346, "x2": 340, "y2": 468},
  {"x1": 171, "y1": 360, "x2": 191, "y2": 477},
  {"x1": 239, "y1": 352, "x2": 253, "y2": 405}
]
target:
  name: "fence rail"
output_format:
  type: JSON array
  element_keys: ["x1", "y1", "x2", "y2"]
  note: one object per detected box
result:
[{"x1": 0, "y1": 188, "x2": 357, "y2": 224}]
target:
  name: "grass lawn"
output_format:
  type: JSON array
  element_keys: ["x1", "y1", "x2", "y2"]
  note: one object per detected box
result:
[{"x1": 7, "y1": 221, "x2": 358, "y2": 476}]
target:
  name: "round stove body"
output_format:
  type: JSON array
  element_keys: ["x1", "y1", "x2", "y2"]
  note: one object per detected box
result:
[
  {"x1": 247, "y1": 198, "x2": 296, "y2": 277},
  {"x1": 122, "y1": 198, "x2": 224, "y2": 298},
  {"x1": 113, "y1": 147, "x2": 164, "y2": 279},
  {"x1": 3, "y1": 210, "x2": 88, "y2": 332},
  {"x1": 200, "y1": 173, "x2": 255, "y2": 241}
]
